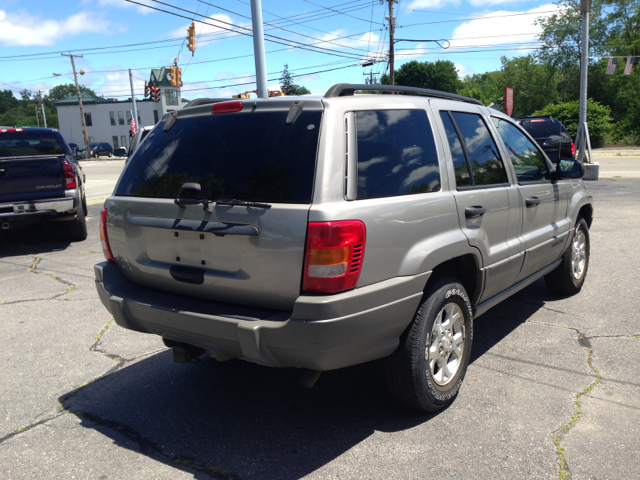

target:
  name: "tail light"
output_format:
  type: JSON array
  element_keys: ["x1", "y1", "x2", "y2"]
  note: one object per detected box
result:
[
  {"x1": 100, "y1": 208, "x2": 116, "y2": 263},
  {"x1": 571, "y1": 142, "x2": 575, "y2": 156},
  {"x1": 303, "y1": 221, "x2": 366, "y2": 294},
  {"x1": 62, "y1": 160, "x2": 77, "y2": 189},
  {"x1": 212, "y1": 101, "x2": 243, "y2": 114}
]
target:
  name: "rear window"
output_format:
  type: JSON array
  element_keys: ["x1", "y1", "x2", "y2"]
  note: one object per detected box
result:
[
  {"x1": 521, "y1": 120, "x2": 571, "y2": 140},
  {"x1": 0, "y1": 132, "x2": 66, "y2": 157},
  {"x1": 116, "y1": 109, "x2": 322, "y2": 204}
]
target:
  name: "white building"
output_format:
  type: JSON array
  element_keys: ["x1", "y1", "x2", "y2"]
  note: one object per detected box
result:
[{"x1": 55, "y1": 67, "x2": 187, "y2": 150}]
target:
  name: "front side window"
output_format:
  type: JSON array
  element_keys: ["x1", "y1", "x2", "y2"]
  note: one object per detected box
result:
[
  {"x1": 118, "y1": 111, "x2": 124, "y2": 125},
  {"x1": 84, "y1": 113, "x2": 92, "y2": 127},
  {"x1": 449, "y1": 111, "x2": 508, "y2": 187},
  {"x1": 492, "y1": 117, "x2": 550, "y2": 183},
  {"x1": 355, "y1": 109, "x2": 440, "y2": 199},
  {"x1": 109, "y1": 111, "x2": 116, "y2": 126}
]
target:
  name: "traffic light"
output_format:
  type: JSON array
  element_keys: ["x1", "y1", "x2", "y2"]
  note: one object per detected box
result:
[
  {"x1": 144, "y1": 81, "x2": 149, "y2": 98},
  {"x1": 168, "y1": 65, "x2": 182, "y2": 87},
  {"x1": 148, "y1": 85, "x2": 155, "y2": 100},
  {"x1": 187, "y1": 21, "x2": 196, "y2": 55},
  {"x1": 153, "y1": 88, "x2": 161, "y2": 102}
]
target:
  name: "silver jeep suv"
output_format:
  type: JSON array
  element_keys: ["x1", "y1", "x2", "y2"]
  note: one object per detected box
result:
[{"x1": 95, "y1": 84, "x2": 593, "y2": 412}]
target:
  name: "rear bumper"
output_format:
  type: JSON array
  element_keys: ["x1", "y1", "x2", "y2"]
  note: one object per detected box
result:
[
  {"x1": 0, "y1": 197, "x2": 77, "y2": 226},
  {"x1": 94, "y1": 261, "x2": 429, "y2": 371}
]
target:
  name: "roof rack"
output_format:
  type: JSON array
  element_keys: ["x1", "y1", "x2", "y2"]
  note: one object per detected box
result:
[{"x1": 324, "y1": 83, "x2": 483, "y2": 106}]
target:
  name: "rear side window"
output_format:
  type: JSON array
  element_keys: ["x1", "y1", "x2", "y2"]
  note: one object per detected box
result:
[
  {"x1": 0, "y1": 132, "x2": 66, "y2": 157},
  {"x1": 493, "y1": 117, "x2": 550, "y2": 183},
  {"x1": 355, "y1": 109, "x2": 440, "y2": 199},
  {"x1": 439, "y1": 113, "x2": 472, "y2": 188},
  {"x1": 442, "y1": 111, "x2": 508, "y2": 188},
  {"x1": 116, "y1": 109, "x2": 322, "y2": 204}
]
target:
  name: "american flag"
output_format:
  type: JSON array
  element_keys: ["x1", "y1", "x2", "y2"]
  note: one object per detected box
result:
[
  {"x1": 606, "y1": 57, "x2": 617, "y2": 75},
  {"x1": 624, "y1": 56, "x2": 637, "y2": 75}
]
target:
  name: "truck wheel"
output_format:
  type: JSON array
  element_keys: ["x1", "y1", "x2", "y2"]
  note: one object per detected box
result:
[
  {"x1": 385, "y1": 276, "x2": 473, "y2": 412},
  {"x1": 68, "y1": 201, "x2": 87, "y2": 242},
  {"x1": 544, "y1": 217, "x2": 590, "y2": 295}
]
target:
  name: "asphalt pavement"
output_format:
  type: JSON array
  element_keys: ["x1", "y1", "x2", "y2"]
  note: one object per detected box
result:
[{"x1": 0, "y1": 174, "x2": 638, "y2": 479}]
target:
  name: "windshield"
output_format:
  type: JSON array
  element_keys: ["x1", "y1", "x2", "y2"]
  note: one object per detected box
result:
[
  {"x1": 116, "y1": 109, "x2": 322, "y2": 204},
  {"x1": 0, "y1": 132, "x2": 66, "y2": 157}
]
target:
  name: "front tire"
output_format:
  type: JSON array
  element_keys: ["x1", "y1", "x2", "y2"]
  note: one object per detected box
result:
[
  {"x1": 385, "y1": 276, "x2": 473, "y2": 412},
  {"x1": 544, "y1": 217, "x2": 590, "y2": 295}
]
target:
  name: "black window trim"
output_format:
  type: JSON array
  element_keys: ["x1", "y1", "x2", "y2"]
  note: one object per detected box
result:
[
  {"x1": 491, "y1": 115, "x2": 553, "y2": 186},
  {"x1": 352, "y1": 108, "x2": 442, "y2": 200},
  {"x1": 444, "y1": 110, "x2": 510, "y2": 191}
]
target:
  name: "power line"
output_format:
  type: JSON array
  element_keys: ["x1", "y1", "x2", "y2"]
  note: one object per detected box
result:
[
  {"x1": 302, "y1": 0, "x2": 384, "y2": 25},
  {"x1": 398, "y1": 9, "x2": 561, "y2": 29}
]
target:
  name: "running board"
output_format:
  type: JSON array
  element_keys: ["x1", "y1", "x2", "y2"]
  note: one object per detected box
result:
[{"x1": 474, "y1": 259, "x2": 562, "y2": 318}]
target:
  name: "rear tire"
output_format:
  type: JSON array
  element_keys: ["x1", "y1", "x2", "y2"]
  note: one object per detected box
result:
[
  {"x1": 68, "y1": 200, "x2": 87, "y2": 242},
  {"x1": 385, "y1": 276, "x2": 473, "y2": 412},
  {"x1": 544, "y1": 217, "x2": 590, "y2": 295},
  {"x1": 108, "y1": 152, "x2": 113, "y2": 158}
]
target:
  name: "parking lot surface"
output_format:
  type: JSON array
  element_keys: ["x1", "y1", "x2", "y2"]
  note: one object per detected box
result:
[{"x1": 0, "y1": 177, "x2": 638, "y2": 479}]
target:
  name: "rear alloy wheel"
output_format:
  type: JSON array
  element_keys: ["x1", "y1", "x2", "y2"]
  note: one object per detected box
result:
[
  {"x1": 385, "y1": 276, "x2": 473, "y2": 412},
  {"x1": 544, "y1": 217, "x2": 590, "y2": 295},
  {"x1": 68, "y1": 199, "x2": 87, "y2": 242}
]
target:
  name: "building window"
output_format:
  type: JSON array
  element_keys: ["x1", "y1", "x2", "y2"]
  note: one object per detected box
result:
[
  {"x1": 84, "y1": 113, "x2": 92, "y2": 127},
  {"x1": 153, "y1": 110, "x2": 159, "y2": 124},
  {"x1": 138, "y1": 113, "x2": 141, "y2": 124},
  {"x1": 121, "y1": 135, "x2": 127, "y2": 150},
  {"x1": 112, "y1": 136, "x2": 119, "y2": 149},
  {"x1": 126, "y1": 111, "x2": 132, "y2": 125},
  {"x1": 118, "y1": 111, "x2": 125, "y2": 125},
  {"x1": 89, "y1": 136, "x2": 95, "y2": 144},
  {"x1": 109, "y1": 111, "x2": 116, "y2": 126},
  {"x1": 166, "y1": 89, "x2": 178, "y2": 106}
]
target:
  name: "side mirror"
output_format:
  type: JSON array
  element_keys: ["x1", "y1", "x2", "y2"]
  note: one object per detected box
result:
[{"x1": 555, "y1": 159, "x2": 584, "y2": 180}]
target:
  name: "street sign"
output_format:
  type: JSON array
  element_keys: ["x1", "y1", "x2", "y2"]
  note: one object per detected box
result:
[{"x1": 504, "y1": 87, "x2": 514, "y2": 117}]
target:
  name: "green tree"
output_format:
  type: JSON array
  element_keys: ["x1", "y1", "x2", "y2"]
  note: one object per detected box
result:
[
  {"x1": 531, "y1": 98, "x2": 613, "y2": 146},
  {"x1": 382, "y1": 60, "x2": 462, "y2": 93},
  {"x1": 0, "y1": 90, "x2": 19, "y2": 114},
  {"x1": 279, "y1": 64, "x2": 311, "y2": 96},
  {"x1": 44, "y1": 84, "x2": 98, "y2": 109}
]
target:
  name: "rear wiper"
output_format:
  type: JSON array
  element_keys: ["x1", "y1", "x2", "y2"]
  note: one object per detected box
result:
[{"x1": 215, "y1": 199, "x2": 271, "y2": 209}]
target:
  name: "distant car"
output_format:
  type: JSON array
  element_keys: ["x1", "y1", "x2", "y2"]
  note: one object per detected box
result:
[
  {"x1": 68, "y1": 143, "x2": 80, "y2": 155},
  {"x1": 515, "y1": 116, "x2": 575, "y2": 162},
  {"x1": 113, "y1": 147, "x2": 128, "y2": 157},
  {"x1": 89, "y1": 142, "x2": 114, "y2": 158}
]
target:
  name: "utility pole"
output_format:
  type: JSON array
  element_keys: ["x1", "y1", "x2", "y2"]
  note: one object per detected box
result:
[
  {"x1": 577, "y1": 0, "x2": 591, "y2": 163},
  {"x1": 62, "y1": 52, "x2": 91, "y2": 153},
  {"x1": 386, "y1": 0, "x2": 397, "y2": 87},
  {"x1": 250, "y1": 0, "x2": 268, "y2": 98},
  {"x1": 35, "y1": 105, "x2": 40, "y2": 126},
  {"x1": 129, "y1": 69, "x2": 139, "y2": 133},
  {"x1": 38, "y1": 90, "x2": 47, "y2": 128}
]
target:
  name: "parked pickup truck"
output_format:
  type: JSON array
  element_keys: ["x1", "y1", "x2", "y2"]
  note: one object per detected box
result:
[{"x1": 0, "y1": 127, "x2": 87, "y2": 241}]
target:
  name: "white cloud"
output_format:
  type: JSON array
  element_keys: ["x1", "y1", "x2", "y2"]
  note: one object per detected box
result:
[
  {"x1": 449, "y1": 4, "x2": 562, "y2": 50},
  {"x1": 455, "y1": 62, "x2": 474, "y2": 78},
  {"x1": 406, "y1": 0, "x2": 461, "y2": 9},
  {"x1": 312, "y1": 29, "x2": 384, "y2": 64},
  {"x1": 468, "y1": 0, "x2": 533, "y2": 6},
  {"x1": 0, "y1": 10, "x2": 110, "y2": 46}
]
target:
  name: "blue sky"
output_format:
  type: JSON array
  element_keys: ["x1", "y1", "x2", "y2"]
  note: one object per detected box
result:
[{"x1": 0, "y1": 0, "x2": 562, "y2": 100}]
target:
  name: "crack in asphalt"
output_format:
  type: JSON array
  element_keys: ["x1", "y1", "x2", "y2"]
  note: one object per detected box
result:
[{"x1": 546, "y1": 325, "x2": 602, "y2": 480}]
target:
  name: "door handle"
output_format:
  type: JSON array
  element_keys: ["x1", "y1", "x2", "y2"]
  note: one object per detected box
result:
[
  {"x1": 465, "y1": 205, "x2": 486, "y2": 218},
  {"x1": 526, "y1": 196, "x2": 541, "y2": 207}
]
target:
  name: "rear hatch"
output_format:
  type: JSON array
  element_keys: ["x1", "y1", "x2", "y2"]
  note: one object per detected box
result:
[
  {"x1": 108, "y1": 100, "x2": 323, "y2": 310},
  {"x1": 521, "y1": 119, "x2": 572, "y2": 162},
  {"x1": 0, "y1": 130, "x2": 67, "y2": 203}
]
